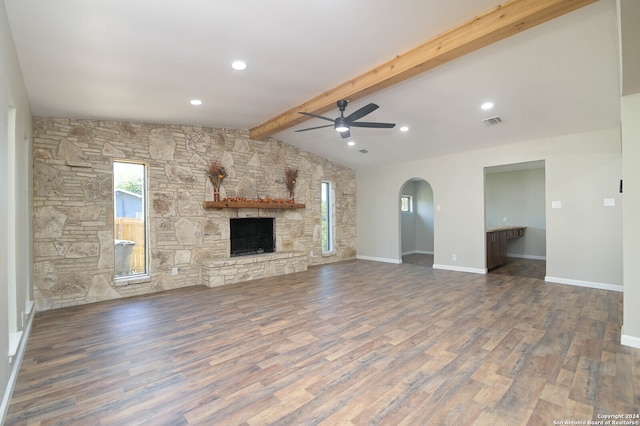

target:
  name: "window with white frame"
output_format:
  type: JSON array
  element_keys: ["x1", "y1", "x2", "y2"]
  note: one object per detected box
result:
[
  {"x1": 321, "y1": 181, "x2": 334, "y2": 253},
  {"x1": 113, "y1": 161, "x2": 148, "y2": 279}
]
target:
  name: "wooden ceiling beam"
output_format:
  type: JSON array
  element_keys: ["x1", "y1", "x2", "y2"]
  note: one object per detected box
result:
[{"x1": 249, "y1": 0, "x2": 597, "y2": 140}]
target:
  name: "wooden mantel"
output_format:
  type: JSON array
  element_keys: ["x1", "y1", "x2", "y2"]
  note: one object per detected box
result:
[{"x1": 203, "y1": 201, "x2": 305, "y2": 209}]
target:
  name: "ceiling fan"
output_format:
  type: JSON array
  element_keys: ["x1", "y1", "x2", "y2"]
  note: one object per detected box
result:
[{"x1": 295, "y1": 100, "x2": 395, "y2": 139}]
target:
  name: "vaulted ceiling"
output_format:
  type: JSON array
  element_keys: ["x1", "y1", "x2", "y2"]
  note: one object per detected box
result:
[{"x1": 5, "y1": 0, "x2": 621, "y2": 169}]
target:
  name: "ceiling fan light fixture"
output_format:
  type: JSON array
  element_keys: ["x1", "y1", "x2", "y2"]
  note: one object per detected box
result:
[
  {"x1": 295, "y1": 100, "x2": 394, "y2": 135},
  {"x1": 335, "y1": 117, "x2": 349, "y2": 133}
]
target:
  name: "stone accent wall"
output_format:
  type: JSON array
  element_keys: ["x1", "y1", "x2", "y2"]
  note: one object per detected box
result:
[{"x1": 32, "y1": 118, "x2": 356, "y2": 310}]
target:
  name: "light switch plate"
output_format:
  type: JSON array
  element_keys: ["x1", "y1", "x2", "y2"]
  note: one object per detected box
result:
[
  {"x1": 604, "y1": 198, "x2": 615, "y2": 207},
  {"x1": 552, "y1": 201, "x2": 562, "y2": 209}
]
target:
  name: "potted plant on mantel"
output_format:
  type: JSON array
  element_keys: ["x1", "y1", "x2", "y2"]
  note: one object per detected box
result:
[
  {"x1": 284, "y1": 167, "x2": 298, "y2": 203},
  {"x1": 208, "y1": 161, "x2": 227, "y2": 202}
]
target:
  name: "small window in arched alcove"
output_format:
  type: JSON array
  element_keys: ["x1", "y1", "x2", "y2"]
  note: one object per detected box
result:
[{"x1": 401, "y1": 195, "x2": 413, "y2": 212}]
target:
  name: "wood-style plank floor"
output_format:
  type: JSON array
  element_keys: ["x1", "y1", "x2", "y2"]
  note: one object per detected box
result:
[
  {"x1": 402, "y1": 253, "x2": 434, "y2": 268},
  {"x1": 6, "y1": 259, "x2": 640, "y2": 425}
]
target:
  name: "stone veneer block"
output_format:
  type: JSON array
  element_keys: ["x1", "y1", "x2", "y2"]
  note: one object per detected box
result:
[{"x1": 202, "y1": 252, "x2": 308, "y2": 288}]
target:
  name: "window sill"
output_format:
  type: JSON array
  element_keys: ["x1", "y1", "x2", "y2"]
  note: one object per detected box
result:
[
  {"x1": 9, "y1": 331, "x2": 23, "y2": 357},
  {"x1": 115, "y1": 274, "x2": 151, "y2": 287},
  {"x1": 322, "y1": 251, "x2": 337, "y2": 257}
]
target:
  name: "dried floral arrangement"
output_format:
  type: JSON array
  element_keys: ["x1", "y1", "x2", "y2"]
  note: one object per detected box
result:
[
  {"x1": 284, "y1": 167, "x2": 298, "y2": 199},
  {"x1": 208, "y1": 162, "x2": 227, "y2": 200},
  {"x1": 220, "y1": 196, "x2": 294, "y2": 204}
]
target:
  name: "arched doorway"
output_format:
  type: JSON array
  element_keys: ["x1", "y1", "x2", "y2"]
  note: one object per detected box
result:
[{"x1": 399, "y1": 178, "x2": 434, "y2": 267}]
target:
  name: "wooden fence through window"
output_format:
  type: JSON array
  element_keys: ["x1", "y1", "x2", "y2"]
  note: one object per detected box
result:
[{"x1": 114, "y1": 217, "x2": 145, "y2": 274}]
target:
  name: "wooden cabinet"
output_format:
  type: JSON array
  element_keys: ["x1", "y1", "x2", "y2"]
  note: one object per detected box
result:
[
  {"x1": 486, "y1": 230, "x2": 507, "y2": 270},
  {"x1": 486, "y1": 226, "x2": 525, "y2": 270}
]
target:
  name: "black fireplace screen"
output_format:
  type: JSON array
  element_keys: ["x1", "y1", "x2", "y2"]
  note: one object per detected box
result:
[{"x1": 230, "y1": 218, "x2": 275, "y2": 257}]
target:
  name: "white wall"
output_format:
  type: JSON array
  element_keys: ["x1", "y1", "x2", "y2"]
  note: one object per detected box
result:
[
  {"x1": 357, "y1": 127, "x2": 622, "y2": 287},
  {"x1": 1, "y1": 0, "x2": 34, "y2": 420},
  {"x1": 485, "y1": 167, "x2": 546, "y2": 259},
  {"x1": 619, "y1": 0, "x2": 640, "y2": 350},
  {"x1": 621, "y1": 93, "x2": 640, "y2": 346},
  {"x1": 414, "y1": 181, "x2": 434, "y2": 254},
  {"x1": 400, "y1": 181, "x2": 417, "y2": 254}
]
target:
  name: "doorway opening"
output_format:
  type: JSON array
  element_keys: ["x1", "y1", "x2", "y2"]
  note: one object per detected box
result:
[
  {"x1": 399, "y1": 178, "x2": 434, "y2": 267},
  {"x1": 484, "y1": 160, "x2": 546, "y2": 280}
]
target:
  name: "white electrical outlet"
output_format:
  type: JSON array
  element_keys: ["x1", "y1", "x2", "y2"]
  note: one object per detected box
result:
[
  {"x1": 452, "y1": 254, "x2": 457, "y2": 261},
  {"x1": 172, "y1": 267, "x2": 178, "y2": 275}
]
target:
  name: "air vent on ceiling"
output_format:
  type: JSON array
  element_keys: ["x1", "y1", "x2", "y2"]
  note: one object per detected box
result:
[
  {"x1": 482, "y1": 116, "x2": 502, "y2": 126},
  {"x1": 359, "y1": 149, "x2": 369, "y2": 154}
]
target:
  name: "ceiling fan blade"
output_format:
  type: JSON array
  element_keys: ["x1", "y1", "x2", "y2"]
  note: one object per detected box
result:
[
  {"x1": 345, "y1": 103, "x2": 379, "y2": 122},
  {"x1": 340, "y1": 129, "x2": 351, "y2": 139},
  {"x1": 295, "y1": 124, "x2": 334, "y2": 132},
  {"x1": 349, "y1": 122, "x2": 396, "y2": 129},
  {"x1": 298, "y1": 111, "x2": 335, "y2": 122}
]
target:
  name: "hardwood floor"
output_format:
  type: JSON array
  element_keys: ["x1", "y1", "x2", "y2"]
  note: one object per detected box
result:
[
  {"x1": 6, "y1": 260, "x2": 639, "y2": 425},
  {"x1": 402, "y1": 253, "x2": 434, "y2": 267},
  {"x1": 489, "y1": 257, "x2": 547, "y2": 281}
]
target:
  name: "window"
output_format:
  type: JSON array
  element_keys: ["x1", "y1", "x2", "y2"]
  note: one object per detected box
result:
[
  {"x1": 321, "y1": 181, "x2": 334, "y2": 253},
  {"x1": 401, "y1": 195, "x2": 413, "y2": 212},
  {"x1": 113, "y1": 161, "x2": 147, "y2": 279}
]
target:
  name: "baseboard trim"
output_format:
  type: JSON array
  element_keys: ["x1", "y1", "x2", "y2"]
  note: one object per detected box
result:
[
  {"x1": 506, "y1": 253, "x2": 546, "y2": 260},
  {"x1": 401, "y1": 250, "x2": 434, "y2": 256},
  {"x1": 433, "y1": 264, "x2": 486, "y2": 274},
  {"x1": 1, "y1": 310, "x2": 34, "y2": 424},
  {"x1": 621, "y1": 333, "x2": 640, "y2": 349},
  {"x1": 544, "y1": 276, "x2": 623, "y2": 292},
  {"x1": 356, "y1": 255, "x2": 402, "y2": 264}
]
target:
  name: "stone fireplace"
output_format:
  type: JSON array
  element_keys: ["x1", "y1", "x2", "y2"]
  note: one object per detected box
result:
[
  {"x1": 230, "y1": 217, "x2": 275, "y2": 257},
  {"x1": 200, "y1": 215, "x2": 309, "y2": 288},
  {"x1": 32, "y1": 118, "x2": 356, "y2": 309}
]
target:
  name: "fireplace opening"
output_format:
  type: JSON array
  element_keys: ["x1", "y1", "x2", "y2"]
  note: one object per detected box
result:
[{"x1": 230, "y1": 217, "x2": 275, "y2": 257}]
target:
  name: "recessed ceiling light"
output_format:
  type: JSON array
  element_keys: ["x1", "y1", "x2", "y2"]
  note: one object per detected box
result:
[
  {"x1": 481, "y1": 102, "x2": 494, "y2": 110},
  {"x1": 190, "y1": 99, "x2": 202, "y2": 106},
  {"x1": 347, "y1": 141, "x2": 356, "y2": 146},
  {"x1": 232, "y1": 60, "x2": 247, "y2": 71},
  {"x1": 400, "y1": 126, "x2": 409, "y2": 132}
]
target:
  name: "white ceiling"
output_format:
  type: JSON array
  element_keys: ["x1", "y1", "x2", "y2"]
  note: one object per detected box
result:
[{"x1": 5, "y1": 0, "x2": 621, "y2": 169}]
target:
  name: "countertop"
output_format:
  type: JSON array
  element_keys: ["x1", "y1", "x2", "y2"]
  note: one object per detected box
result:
[{"x1": 486, "y1": 225, "x2": 526, "y2": 232}]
